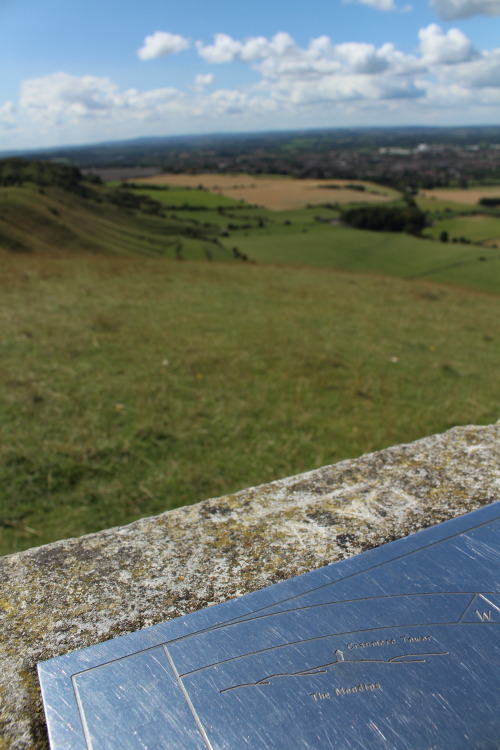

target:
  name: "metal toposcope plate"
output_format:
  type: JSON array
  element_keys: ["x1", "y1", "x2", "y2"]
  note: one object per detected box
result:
[{"x1": 38, "y1": 502, "x2": 500, "y2": 750}]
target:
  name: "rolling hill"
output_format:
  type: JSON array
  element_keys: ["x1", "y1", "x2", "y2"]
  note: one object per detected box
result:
[
  {"x1": 1, "y1": 159, "x2": 499, "y2": 556},
  {"x1": 0, "y1": 160, "x2": 237, "y2": 262}
]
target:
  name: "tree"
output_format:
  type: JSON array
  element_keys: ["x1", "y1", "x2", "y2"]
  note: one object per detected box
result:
[{"x1": 341, "y1": 204, "x2": 426, "y2": 236}]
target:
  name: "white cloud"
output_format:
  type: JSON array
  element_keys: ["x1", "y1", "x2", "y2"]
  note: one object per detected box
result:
[
  {"x1": 4, "y1": 24, "x2": 500, "y2": 148},
  {"x1": 194, "y1": 73, "x2": 215, "y2": 90},
  {"x1": 430, "y1": 0, "x2": 500, "y2": 20},
  {"x1": 196, "y1": 32, "x2": 420, "y2": 82},
  {"x1": 20, "y1": 73, "x2": 118, "y2": 120},
  {"x1": 270, "y1": 73, "x2": 423, "y2": 105},
  {"x1": 458, "y1": 52, "x2": 500, "y2": 86},
  {"x1": 196, "y1": 32, "x2": 299, "y2": 64},
  {"x1": 419, "y1": 24, "x2": 476, "y2": 64},
  {"x1": 18, "y1": 72, "x2": 185, "y2": 126},
  {"x1": 335, "y1": 42, "x2": 391, "y2": 73},
  {"x1": 344, "y1": 0, "x2": 398, "y2": 9},
  {"x1": 0, "y1": 101, "x2": 16, "y2": 126},
  {"x1": 433, "y1": 49, "x2": 500, "y2": 86},
  {"x1": 137, "y1": 31, "x2": 189, "y2": 61},
  {"x1": 196, "y1": 33, "x2": 242, "y2": 63}
]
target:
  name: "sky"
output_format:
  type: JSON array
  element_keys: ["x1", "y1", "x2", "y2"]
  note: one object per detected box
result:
[{"x1": 1, "y1": 0, "x2": 499, "y2": 150}]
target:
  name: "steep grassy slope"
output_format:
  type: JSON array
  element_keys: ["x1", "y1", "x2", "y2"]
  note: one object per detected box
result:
[
  {"x1": 1, "y1": 254, "x2": 499, "y2": 555},
  {"x1": 0, "y1": 183, "x2": 234, "y2": 261}
]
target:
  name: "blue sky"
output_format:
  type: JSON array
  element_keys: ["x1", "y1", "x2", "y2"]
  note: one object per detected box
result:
[{"x1": 1, "y1": 0, "x2": 499, "y2": 150}]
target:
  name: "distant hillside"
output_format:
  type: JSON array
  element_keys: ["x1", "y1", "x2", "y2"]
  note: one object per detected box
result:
[
  {"x1": 0, "y1": 159, "x2": 237, "y2": 260},
  {"x1": 2, "y1": 159, "x2": 499, "y2": 294},
  {"x1": 3, "y1": 126, "x2": 500, "y2": 188}
]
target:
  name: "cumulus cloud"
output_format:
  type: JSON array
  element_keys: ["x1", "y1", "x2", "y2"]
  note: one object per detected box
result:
[
  {"x1": 13, "y1": 71, "x2": 266, "y2": 135},
  {"x1": 194, "y1": 73, "x2": 215, "y2": 90},
  {"x1": 196, "y1": 33, "x2": 242, "y2": 63},
  {"x1": 196, "y1": 32, "x2": 299, "y2": 64},
  {"x1": 20, "y1": 73, "x2": 119, "y2": 120},
  {"x1": 194, "y1": 27, "x2": 500, "y2": 119},
  {"x1": 431, "y1": 49, "x2": 500, "y2": 86},
  {"x1": 137, "y1": 31, "x2": 189, "y2": 61},
  {"x1": 457, "y1": 52, "x2": 500, "y2": 86},
  {"x1": 193, "y1": 26, "x2": 500, "y2": 115},
  {"x1": 270, "y1": 72, "x2": 423, "y2": 106},
  {"x1": 19, "y1": 72, "x2": 185, "y2": 125},
  {"x1": 335, "y1": 42, "x2": 391, "y2": 73},
  {"x1": 196, "y1": 31, "x2": 422, "y2": 83},
  {"x1": 430, "y1": 0, "x2": 500, "y2": 20},
  {"x1": 344, "y1": 0, "x2": 398, "y2": 9},
  {"x1": 0, "y1": 101, "x2": 16, "y2": 126},
  {"x1": 419, "y1": 24, "x2": 476, "y2": 64},
  {"x1": 5, "y1": 23, "x2": 500, "y2": 147}
]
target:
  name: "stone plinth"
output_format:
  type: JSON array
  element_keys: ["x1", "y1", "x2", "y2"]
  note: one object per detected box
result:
[{"x1": 1, "y1": 423, "x2": 499, "y2": 749}]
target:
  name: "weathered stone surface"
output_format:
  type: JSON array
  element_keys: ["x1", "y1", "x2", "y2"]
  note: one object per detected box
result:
[{"x1": 1, "y1": 422, "x2": 499, "y2": 749}]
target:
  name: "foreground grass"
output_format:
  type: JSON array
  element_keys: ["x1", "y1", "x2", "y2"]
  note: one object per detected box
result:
[{"x1": 1, "y1": 254, "x2": 499, "y2": 555}]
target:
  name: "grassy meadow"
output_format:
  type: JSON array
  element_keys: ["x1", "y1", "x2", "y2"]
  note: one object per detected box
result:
[
  {"x1": 423, "y1": 214, "x2": 500, "y2": 245},
  {"x1": 1, "y1": 169, "x2": 499, "y2": 555},
  {"x1": 1, "y1": 252, "x2": 499, "y2": 556}
]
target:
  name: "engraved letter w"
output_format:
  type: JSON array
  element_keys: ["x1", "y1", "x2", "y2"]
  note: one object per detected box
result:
[{"x1": 476, "y1": 610, "x2": 492, "y2": 622}]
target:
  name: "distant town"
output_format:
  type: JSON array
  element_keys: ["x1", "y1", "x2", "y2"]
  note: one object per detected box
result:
[{"x1": 4, "y1": 126, "x2": 500, "y2": 190}]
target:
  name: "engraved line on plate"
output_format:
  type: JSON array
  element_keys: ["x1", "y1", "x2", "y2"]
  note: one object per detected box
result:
[
  {"x1": 70, "y1": 643, "x2": 176, "y2": 679},
  {"x1": 71, "y1": 675, "x2": 95, "y2": 750},
  {"x1": 458, "y1": 593, "x2": 500, "y2": 623},
  {"x1": 160, "y1": 588, "x2": 500, "y2": 659},
  {"x1": 170, "y1": 590, "x2": 500, "y2": 643},
  {"x1": 70, "y1": 591, "x2": 498, "y2": 680},
  {"x1": 69, "y1": 603, "x2": 497, "y2": 684},
  {"x1": 162, "y1": 644, "x2": 214, "y2": 750},
  {"x1": 479, "y1": 594, "x2": 500, "y2": 612},
  {"x1": 177, "y1": 619, "x2": 493, "y2": 680},
  {"x1": 219, "y1": 651, "x2": 450, "y2": 693},
  {"x1": 458, "y1": 594, "x2": 478, "y2": 623}
]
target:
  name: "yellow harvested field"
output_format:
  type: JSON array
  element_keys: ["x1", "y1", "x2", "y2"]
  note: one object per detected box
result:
[
  {"x1": 419, "y1": 186, "x2": 500, "y2": 206},
  {"x1": 135, "y1": 173, "x2": 396, "y2": 210}
]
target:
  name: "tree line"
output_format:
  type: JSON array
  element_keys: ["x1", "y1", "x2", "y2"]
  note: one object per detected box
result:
[{"x1": 340, "y1": 204, "x2": 426, "y2": 235}]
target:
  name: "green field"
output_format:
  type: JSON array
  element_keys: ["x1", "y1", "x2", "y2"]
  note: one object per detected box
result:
[
  {"x1": 416, "y1": 196, "x2": 474, "y2": 214},
  {"x1": 1, "y1": 253, "x2": 499, "y2": 556},
  {"x1": 116, "y1": 183, "x2": 250, "y2": 209},
  {"x1": 126, "y1": 183, "x2": 500, "y2": 294},
  {"x1": 424, "y1": 214, "x2": 500, "y2": 245},
  {"x1": 1, "y1": 168, "x2": 499, "y2": 556}
]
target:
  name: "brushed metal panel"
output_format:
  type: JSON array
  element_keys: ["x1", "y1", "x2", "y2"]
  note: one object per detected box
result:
[{"x1": 38, "y1": 501, "x2": 500, "y2": 749}]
